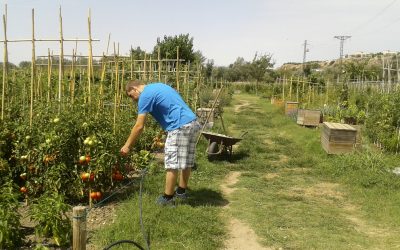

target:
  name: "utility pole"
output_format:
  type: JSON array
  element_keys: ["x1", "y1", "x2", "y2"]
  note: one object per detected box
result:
[
  {"x1": 334, "y1": 35, "x2": 351, "y2": 83},
  {"x1": 302, "y1": 40, "x2": 309, "y2": 75}
]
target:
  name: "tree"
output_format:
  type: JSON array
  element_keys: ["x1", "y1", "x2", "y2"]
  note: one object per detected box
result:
[
  {"x1": 18, "y1": 61, "x2": 31, "y2": 68},
  {"x1": 204, "y1": 59, "x2": 214, "y2": 79},
  {"x1": 153, "y1": 34, "x2": 196, "y2": 63},
  {"x1": 250, "y1": 53, "x2": 274, "y2": 83},
  {"x1": 130, "y1": 46, "x2": 145, "y2": 59}
]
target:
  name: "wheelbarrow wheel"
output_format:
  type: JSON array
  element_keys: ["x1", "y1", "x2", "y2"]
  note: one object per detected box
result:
[{"x1": 207, "y1": 142, "x2": 219, "y2": 154}]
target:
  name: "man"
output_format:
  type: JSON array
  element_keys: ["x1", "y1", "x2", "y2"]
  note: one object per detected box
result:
[{"x1": 121, "y1": 80, "x2": 201, "y2": 206}]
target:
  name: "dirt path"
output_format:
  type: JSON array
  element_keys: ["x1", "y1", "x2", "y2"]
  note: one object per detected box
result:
[
  {"x1": 221, "y1": 171, "x2": 270, "y2": 250},
  {"x1": 234, "y1": 100, "x2": 250, "y2": 113}
]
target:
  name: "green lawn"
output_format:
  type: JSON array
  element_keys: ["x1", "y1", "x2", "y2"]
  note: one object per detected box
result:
[{"x1": 92, "y1": 93, "x2": 400, "y2": 250}]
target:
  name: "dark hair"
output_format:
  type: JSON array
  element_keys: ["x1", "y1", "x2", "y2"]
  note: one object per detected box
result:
[{"x1": 125, "y1": 80, "x2": 145, "y2": 94}]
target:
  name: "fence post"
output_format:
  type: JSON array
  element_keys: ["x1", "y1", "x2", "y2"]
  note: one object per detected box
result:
[{"x1": 73, "y1": 206, "x2": 87, "y2": 250}]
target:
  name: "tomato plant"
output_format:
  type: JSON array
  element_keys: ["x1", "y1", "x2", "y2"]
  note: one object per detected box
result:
[
  {"x1": 0, "y1": 181, "x2": 22, "y2": 249},
  {"x1": 30, "y1": 193, "x2": 71, "y2": 247}
]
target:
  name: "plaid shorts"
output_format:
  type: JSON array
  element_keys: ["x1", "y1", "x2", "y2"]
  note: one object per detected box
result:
[{"x1": 164, "y1": 120, "x2": 201, "y2": 170}]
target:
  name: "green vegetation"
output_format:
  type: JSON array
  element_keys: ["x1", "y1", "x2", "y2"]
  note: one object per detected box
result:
[
  {"x1": 93, "y1": 93, "x2": 400, "y2": 249},
  {"x1": 1, "y1": 31, "x2": 400, "y2": 248}
]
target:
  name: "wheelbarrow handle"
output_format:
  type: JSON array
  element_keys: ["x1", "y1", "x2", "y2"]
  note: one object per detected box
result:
[{"x1": 240, "y1": 131, "x2": 248, "y2": 138}]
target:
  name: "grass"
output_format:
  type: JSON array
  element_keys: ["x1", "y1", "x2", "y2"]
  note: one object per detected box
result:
[{"x1": 91, "y1": 93, "x2": 400, "y2": 250}]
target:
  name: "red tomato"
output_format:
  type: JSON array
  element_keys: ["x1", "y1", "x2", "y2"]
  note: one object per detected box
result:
[
  {"x1": 112, "y1": 171, "x2": 123, "y2": 181},
  {"x1": 20, "y1": 186, "x2": 27, "y2": 193},
  {"x1": 89, "y1": 173, "x2": 95, "y2": 182},
  {"x1": 96, "y1": 192, "x2": 102, "y2": 200},
  {"x1": 90, "y1": 192, "x2": 97, "y2": 200},
  {"x1": 85, "y1": 155, "x2": 91, "y2": 164}
]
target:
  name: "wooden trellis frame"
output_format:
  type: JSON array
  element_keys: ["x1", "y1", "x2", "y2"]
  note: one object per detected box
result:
[{"x1": 0, "y1": 6, "x2": 99, "y2": 126}]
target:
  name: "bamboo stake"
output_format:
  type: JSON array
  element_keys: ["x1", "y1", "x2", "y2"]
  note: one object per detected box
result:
[
  {"x1": 114, "y1": 43, "x2": 119, "y2": 105},
  {"x1": 37, "y1": 69, "x2": 42, "y2": 101},
  {"x1": 58, "y1": 6, "x2": 64, "y2": 109},
  {"x1": 1, "y1": 13, "x2": 8, "y2": 120},
  {"x1": 106, "y1": 33, "x2": 111, "y2": 55},
  {"x1": 149, "y1": 55, "x2": 153, "y2": 81},
  {"x1": 98, "y1": 53, "x2": 106, "y2": 111},
  {"x1": 183, "y1": 64, "x2": 188, "y2": 102},
  {"x1": 143, "y1": 53, "x2": 147, "y2": 81},
  {"x1": 47, "y1": 49, "x2": 52, "y2": 103},
  {"x1": 87, "y1": 9, "x2": 93, "y2": 105},
  {"x1": 113, "y1": 93, "x2": 117, "y2": 135},
  {"x1": 120, "y1": 62, "x2": 125, "y2": 105},
  {"x1": 196, "y1": 87, "x2": 224, "y2": 145},
  {"x1": 70, "y1": 49, "x2": 76, "y2": 104},
  {"x1": 158, "y1": 46, "x2": 161, "y2": 81},
  {"x1": 194, "y1": 63, "x2": 200, "y2": 110},
  {"x1": 130, "y1": 46, "x2": 133, "y2": 79},
  {"x1": 176, "y1": 46, "x2": 180, "y2": 92},
  {"x1": 30, "y1": 9, "x2": 36, "y2": 127},
  {"x1": 289, "y1": 76, "x2": 292, "y2": 100}
]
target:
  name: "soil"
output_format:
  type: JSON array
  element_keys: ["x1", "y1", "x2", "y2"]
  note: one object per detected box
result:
[
  {"x1": 19, "y1": 199, "x2": 119, "y2": 250},
  {"x1": 221, "y1": 171, "x2": 270, "y2": 250}
]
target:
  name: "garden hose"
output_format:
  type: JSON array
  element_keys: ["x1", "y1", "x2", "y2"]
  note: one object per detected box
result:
[{"x1": 103, "y1": 168, "x2": 150, "y2": 250}]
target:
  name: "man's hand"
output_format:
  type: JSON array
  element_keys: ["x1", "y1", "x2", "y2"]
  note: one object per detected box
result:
[{"x1": 120, "y1": 145, "x2": 130, "y2": 156}]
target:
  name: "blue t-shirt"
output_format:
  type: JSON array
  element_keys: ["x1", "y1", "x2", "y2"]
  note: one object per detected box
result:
[{"x1": 138, "y1": 83, "x2": 196, "y2": 131}]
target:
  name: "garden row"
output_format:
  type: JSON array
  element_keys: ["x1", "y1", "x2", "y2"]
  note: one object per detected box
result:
[{"x1": 252, "y1": 79, "x2": 400, "y2": 153}]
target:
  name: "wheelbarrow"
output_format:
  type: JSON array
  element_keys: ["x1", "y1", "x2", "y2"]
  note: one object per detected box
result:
[{"x1": 201, "y1": 131, "x2": 247, "y2": 158}]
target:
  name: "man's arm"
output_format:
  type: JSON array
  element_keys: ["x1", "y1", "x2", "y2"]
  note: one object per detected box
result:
[{"x1": 120, "y1": 114, "x2": 147, "y2": 155}]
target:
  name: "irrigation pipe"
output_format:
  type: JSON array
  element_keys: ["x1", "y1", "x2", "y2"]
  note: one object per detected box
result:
[{"x1": 102, "y1": 167, "x2": 150, "y2": 250}]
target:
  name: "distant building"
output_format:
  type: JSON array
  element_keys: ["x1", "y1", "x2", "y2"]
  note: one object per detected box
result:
[
  {"x1": 383, "y1": 50, "x2": 397, "y2": 55},
  {"x1": 347, "y1": 51, "x2": 370, "y2": 58},
  {"x1": 346, "y1": 50, "x2": 399, "y2": 59}
]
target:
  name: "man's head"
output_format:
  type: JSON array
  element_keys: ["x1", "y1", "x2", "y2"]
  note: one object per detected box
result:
[{"x1": 126, "y1": 80, "x2": 145, "y2": 101}]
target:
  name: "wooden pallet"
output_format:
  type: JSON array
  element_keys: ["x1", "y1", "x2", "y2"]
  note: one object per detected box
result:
[
  {"x1": 321, "y1": 122, "x2": 357, "y2": 154},
  {"x1": 297, "y1": 109, "x2": 321, "y2": 126}
]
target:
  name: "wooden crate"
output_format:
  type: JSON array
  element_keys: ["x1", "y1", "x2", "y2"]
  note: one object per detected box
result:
[
  {"x1": 321, "y1": 122, "x2": 357, "y2": 154},
  {"x1": 297, "y1": 109, "x2": 321, "y2": 127},
  {"x1": 350, "y1": 124, "x2": 363, "y2": 149},
  {"x1": 285, "y1": 101, "x2": 299, "y2": 116},
  {"x1": 196, "y1": 108, "x2": 214, "y2": 128},
  {"x1": 271, "y1": 97, "x2": 283, "y2": 107}
]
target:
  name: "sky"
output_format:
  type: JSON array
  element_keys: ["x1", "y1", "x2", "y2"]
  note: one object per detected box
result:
[{"x1": 0, "y1": 0, "x2": 399, "y2": 67}]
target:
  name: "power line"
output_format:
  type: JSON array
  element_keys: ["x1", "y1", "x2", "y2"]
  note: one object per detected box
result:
[
  {"x1": 349, "y1": 0, "x2": 398, "y2": 34},
  {"x1": 334, "y1": 36, "x2": 351, "y2": 60},
  {"x1": 302, "y1": 40, "x2": 309, "y2": 74},
  {"x1": 334, "y1": 35, "x2": 351, "y2": 82}
]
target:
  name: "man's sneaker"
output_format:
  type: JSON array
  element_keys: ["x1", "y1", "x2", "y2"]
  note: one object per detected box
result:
[
  {"x1": 175, "y1": 189, "x2": 189, "y2": 199},
  {"x1": 156, "y1": 195, "x2": 175, "y2": 206}
]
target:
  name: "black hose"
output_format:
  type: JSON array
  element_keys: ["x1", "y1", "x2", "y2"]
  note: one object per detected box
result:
[
  {"x1": 103, "y1": 240, "x2": 145, "y2": 250},
  {"x1": 139, "y1": 169, "x2": 150, "y2": 250},
  {"x1": 102, "y1": 168, "x2": 149, "y2": 250}
]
